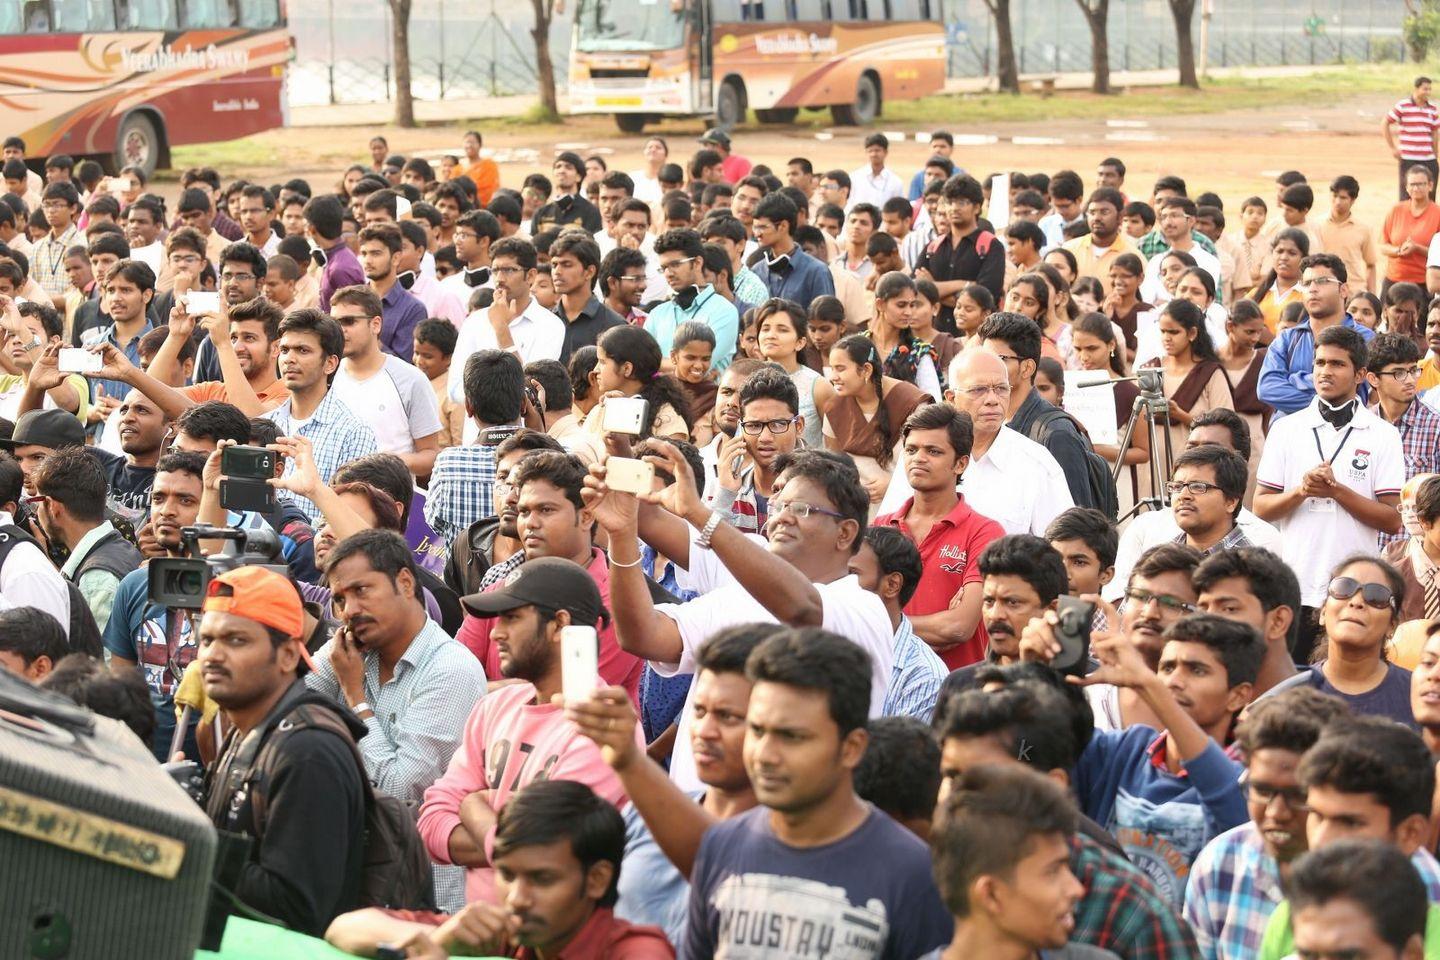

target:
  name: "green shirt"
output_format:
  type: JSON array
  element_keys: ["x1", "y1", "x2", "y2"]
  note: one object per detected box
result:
[{"x1": 1259, "y1": 900, "x2": 1440, "y2": 959}]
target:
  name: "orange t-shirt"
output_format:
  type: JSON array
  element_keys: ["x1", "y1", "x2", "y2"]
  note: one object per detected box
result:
[
  {"x1": 184, "y1": 378, "x2": 290, "y2": 412},
  {"x1": 1382, "y1": 200, "x2": 1440, "y2": 283},
  {"x1": 455, "y1": 159, "x2": 500, "y2": 205}
]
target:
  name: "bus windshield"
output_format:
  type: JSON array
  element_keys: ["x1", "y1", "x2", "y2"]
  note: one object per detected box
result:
[{"x1": 575, "y1": 0, "x2": 685, "y2": 52}]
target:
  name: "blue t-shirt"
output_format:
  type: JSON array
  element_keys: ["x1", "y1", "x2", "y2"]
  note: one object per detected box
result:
[
  {"x1": 102, "y1": 566, "x2": 197, "y2": 759},
  {"x1": 1308, "y1": 660, "x2": 1419, "y2": 730},
  {"x1": 684, "y1": 804, "x2": 952, "y2": 960}
]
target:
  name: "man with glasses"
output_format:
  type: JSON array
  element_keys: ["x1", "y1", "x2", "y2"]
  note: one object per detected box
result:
[
  {"x1": 237, "y1": 185, "x2": 281, "y2": 257},
  {"x1": 1167, "y1": 445, "x2": 1254, "y2": 555},
  {"x1": 1366, "y1": 333, "x2": 1440, "y2": 550},
  {"x1": 1259, "y1": 253, "x2": 1376, "y2": 420},
  {"x1": 1256, "y1": 325, "x2": 1403, "y2": 654},
  {"x1": 32, "y1": 182, "x2": 81, "y2": 308},
  {"x1": 877, "y1": 349, "x2": 1074, "y2": 534},
  {"x1": 184, "y1": 241, "x2": 268, "y2": 384},
  {"x1": 642, "y1": 228, "x2": 738, "y2": 375},
  {"x1": 598, "y1": 247, "x2": 650, "y2": 326},
  {"x1": 438, "y1": 209, "x2": 500, "y2": 305},
  {"x1": 709, "y1": 367, "x2": 801, "y2": 535}
]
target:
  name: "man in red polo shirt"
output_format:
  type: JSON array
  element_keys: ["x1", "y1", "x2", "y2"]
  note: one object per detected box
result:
[{"x1": 875, "y1": 403, "x2": 1003, "y2": 669}]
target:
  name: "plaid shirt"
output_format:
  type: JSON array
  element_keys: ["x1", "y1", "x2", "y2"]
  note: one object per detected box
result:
[
  {"x1": 732, "y1": 265, "x2": 768, "y2": 308},
  {"x1": 477, "y1": 549, "x2": 525, "y2": 591},
  {"x1": 263, "y1": 390, "x2": 379, "y2": 523},
  {"x1": 881, "y1": 615, "x2": 948, "y2": 723},
  {"x1": 1138, "y1": 228, "x2": 1217, "y2": 260},
  {"x1": 1171, "y1": 524, "x2": 1254, "y2": 556},
  {"x1": 425, "y1": 426, "x2": 517, "y2": 553},
  {"x1": 1182, "y1": 822, "x2": 1283, "y2": 960},
  {"x1": 1073, "y1": 833, "x2": 1202, "y2": 960},
  {"x1": 32, "y1": 224, "x2": 79, "y2": 296},
  {"x1": 1380, "y1": 398, "x2": 1440, "y2": 550}
]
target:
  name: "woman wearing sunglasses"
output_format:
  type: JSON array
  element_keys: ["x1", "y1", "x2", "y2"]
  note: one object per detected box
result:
[{"x1": 1306, "y1": 554, "x2": 1418, "y2": 729}]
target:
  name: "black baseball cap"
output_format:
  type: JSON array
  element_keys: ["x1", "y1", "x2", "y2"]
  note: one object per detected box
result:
[
  {"x1": 461, "y1": 556, "x2": 606, "y2": 627},
  {"x1": 553, "y1": 151, "x2": 585, "y2": 177},
  {"x1": 0, "y1": 409, "x2": 86, "y2": 451},
  {"x1": 699, "y1": 128, "x2": 731, "y2": 149}
]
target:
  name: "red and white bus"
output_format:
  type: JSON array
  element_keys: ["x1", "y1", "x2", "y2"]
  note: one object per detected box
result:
[
  {"x1": 568, "y1": 0, "x2": 946, "y2": 133},
  {"x1": 0, "y1": 0, "x2": 291, "y2": 177}
]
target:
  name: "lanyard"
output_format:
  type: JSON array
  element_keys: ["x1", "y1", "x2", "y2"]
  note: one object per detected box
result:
[{"x1": 1312, "y1": 424, "x2": 1355, "y2": 465}]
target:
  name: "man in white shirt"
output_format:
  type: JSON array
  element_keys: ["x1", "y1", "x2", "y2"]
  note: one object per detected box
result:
[
  {"x1": 1107, "y1": 408, "x2": 1283, "y2": 601},
  {"x1": 847, "y1": 132, "x2": 906, "y2": 211},
  {"x1": 1140, "y1": 196, "x2": 1223, "y2": 303},
  {"x1": 877, "y1": 350, "x2": 1074, "y2": 534},
  {"x1": 329, "y1": 285, "x2": 443, "y2": 480},
  {"x1": 448, "y1": 236, "x2": 564, "y2": 444},
  {"x1": 1254, "y1": 325, "x2": 1404, "y2": 648},
  {"x1": 593, "y1": 445, "x2": 894, "y2": 793},
  {"x1": 0, "y1": 460, "x2": 70, "y2": 637},
  {"x1": 122, "y1": 197, "x2": 166, "y2": 275}
]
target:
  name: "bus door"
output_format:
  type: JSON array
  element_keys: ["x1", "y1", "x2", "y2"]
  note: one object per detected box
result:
[{"x1": 693, "y1": 0, "x2": 713, "y2": 112}]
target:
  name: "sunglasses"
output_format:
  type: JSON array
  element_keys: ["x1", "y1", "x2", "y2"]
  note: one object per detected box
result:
[{"x1": 1326, "y1": 576, "x2": 1396, "y2": 610}]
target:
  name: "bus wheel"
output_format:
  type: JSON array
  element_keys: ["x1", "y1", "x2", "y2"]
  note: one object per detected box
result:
[
  {"x1": 755, "y1": 108, "x2": 799, "y2": 124},
  {"x1": 615, "y1": 114, "x2": 647, "y2": 134},
  {"x1": 115, "y1": 113, "x2": 161, "y2": 179},
  {"x1": 715, "y1": 80, "x2": 745, "y2": 130},
  {"x1": 831, "y1": 74, "x2": 880, "y2": 126}
]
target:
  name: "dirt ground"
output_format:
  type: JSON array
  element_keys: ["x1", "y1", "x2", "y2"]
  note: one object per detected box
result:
[{"x1": 194, "y1": 88, "x2": 1405, "y2": 228}]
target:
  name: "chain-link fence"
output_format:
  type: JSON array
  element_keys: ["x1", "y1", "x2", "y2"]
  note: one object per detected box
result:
[{"x1": 289, "y1": 0, "x2": 1410, "y2": 107}]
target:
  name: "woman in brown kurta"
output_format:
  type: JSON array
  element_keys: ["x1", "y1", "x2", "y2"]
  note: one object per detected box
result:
[
  {"x1": 1218, "y1": 298, "x2": 1272, "y2": 504},
  {"x1": 1141, "y1": 298, "x2": 1234, "y2": 471},
  {"x1": 1104, "y1": 252, "x2": 1151, "y2": 363},
  {"x1": 1071, "y1": 312, "x2": 1151, "y2": 512},
  {"x1": 824, "y1": 334, "x2": 931, "y2": 513}
]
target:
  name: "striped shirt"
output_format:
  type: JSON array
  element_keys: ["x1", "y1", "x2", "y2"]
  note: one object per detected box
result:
[
  {"x1": 262, "y1": 390, "x2": 380, "y2": 523},
  {"x1": 1389, "y1": 96, "x2": 1440, "y2": 160},
  {"x1": 881, "y1": 615, "x2": 948, "y2": 723}
]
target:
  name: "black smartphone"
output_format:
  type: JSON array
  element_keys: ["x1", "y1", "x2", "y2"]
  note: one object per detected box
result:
[
  {"x1": 1053, "y1": 595, "x2": 1096, "y2": 676},
  {"x1": 219, "y1": 477, "x2": 276, "y2": 514},
  {"x1": 221, "y1": 444, "x2": 275, "y2": 481}
]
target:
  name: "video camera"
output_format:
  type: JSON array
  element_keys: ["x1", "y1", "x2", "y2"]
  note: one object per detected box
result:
[{"x1": 147, "y1": 523, "x2": 288, "y2": 609}]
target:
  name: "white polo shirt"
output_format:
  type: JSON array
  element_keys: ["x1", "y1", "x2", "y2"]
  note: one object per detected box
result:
[
  {"x1": 657, "y1": 527, "x2": 895, "y2": 793},
  {"x1": 875, "y1": 425, "x2": 1074, "y2": 536},
  {"x1": 448, "y1": 296, "x2": 565, "y2": 444},
  {"x1": 1256, "y1": 397, "x2": 1404, "y2": 605}
]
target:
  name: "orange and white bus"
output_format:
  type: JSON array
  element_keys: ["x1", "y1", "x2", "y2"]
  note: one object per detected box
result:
[
  {"x1": 0, "y1": 0, "x2": 291, "y2": 178},
  {"x1": 568, "y1": 0, "x2": 945, "y2": 133}
]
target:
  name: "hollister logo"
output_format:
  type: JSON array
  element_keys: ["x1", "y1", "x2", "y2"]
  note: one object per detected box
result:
[{"x1": 939, "y1": 545, "x2": 969, "y2": 575}]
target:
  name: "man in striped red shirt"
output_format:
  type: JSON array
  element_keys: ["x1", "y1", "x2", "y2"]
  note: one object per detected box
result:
[{"x1": 1384, "y1": 75, "x2": 1440, "y2": 200}]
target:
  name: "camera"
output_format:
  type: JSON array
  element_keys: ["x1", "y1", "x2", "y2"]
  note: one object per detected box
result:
[
  {"x1": 148, "y1": 523, "x2": 288, "y2": 609},
  {"x1": 1053, "y1": 595, "x2": 1095, "y2": 676},
  {"x1": 1135, "y1": 367, "x2": 1166, "y2": 398},
  {"x1": 162, "y1": 760, "x2": 206, "y2": 805}
]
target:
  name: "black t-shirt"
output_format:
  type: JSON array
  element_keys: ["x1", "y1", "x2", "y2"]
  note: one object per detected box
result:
[
  {"x1": 93, "y1": 449, "x2": 154, "y2": 525},
  {"x1": 531, "y1": 194, "x2": 602, "y2": 235}
]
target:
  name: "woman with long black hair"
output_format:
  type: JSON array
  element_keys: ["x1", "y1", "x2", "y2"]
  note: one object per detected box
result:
[
  {"x1": 1142, "y1": 298, "x2": 1235, "y2": 462},
  {"x1": 824, "y1": 334, "x2": 930, "y2": 510},
  {"x1": 1248, "y1": 227, "x2": 1310, "y2": 338},
  {"x1": 584, "y1": 324, "x2": 692, "y2": 441}
]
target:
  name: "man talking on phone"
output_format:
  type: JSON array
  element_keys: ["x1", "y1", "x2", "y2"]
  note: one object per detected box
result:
[{"x1": 418, "y1": 557, "x2": 631, "y2": 907}]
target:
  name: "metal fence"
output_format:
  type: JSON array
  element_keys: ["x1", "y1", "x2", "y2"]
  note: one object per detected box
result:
[{"x1": 289, "y1": 0, "x2": 1411, "y2": 107}]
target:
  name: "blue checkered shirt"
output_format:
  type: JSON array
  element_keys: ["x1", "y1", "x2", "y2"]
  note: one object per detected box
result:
[
  {"x1": 425, "y1": 440, "x2": 502, "y2": 553},
  {"x1": 881, "y1": 615, "x2": 948, "y2": 723},
  {"x1": 1380, "y1": 397, "x2": 1440, "y2": 550},
  {"x1": 1182, "y1": 822, "x2": 1285, "y2": 960},
  {"x1": 263, "y1": 389, "x2": 379, "y2": 523}
]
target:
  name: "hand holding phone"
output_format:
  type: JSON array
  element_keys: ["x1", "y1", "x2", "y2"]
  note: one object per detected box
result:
[
  {"x1": 184, "y1": 291, "x2": 221, "y2": 315},
  {"x1": 560, "y1": 626, "x2": 599, "y2": 705},
  {"x1": 600, "y1": 396, "x2": 649, "y2": 436},
  {"x1": 1053, "y1": 596, "x2": 1095, "y2": 676},
  {"x1": 58, "y1": 348, "x2": 102, "y2": 374},
  {"x1": 604, "y1": 456, "x2": 655, "y2": 496}
]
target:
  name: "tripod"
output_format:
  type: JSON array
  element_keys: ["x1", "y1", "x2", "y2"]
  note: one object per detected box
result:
[{"x1": 1089, "y1": 368, "x2": 1175, "y2": 523}]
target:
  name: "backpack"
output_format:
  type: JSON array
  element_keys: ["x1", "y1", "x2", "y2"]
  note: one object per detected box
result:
[
  {"x1": 249, "y1": 702, "x2": 437, "y2": 913},
  {"x1": 1024, "y1": 408, "x2": 1120, "y2": 522},
  {"x1": 0, "y1": 525, "x2": 105, "y2": 659}
]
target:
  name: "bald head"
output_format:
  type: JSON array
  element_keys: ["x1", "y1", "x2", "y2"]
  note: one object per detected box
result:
[{"x1": 947, "y1": 348, "x2": 1011, "y2": 436}]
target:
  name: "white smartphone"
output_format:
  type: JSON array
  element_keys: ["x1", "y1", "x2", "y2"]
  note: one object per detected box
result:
[
  {"x1": 600, "y1": 396, "x2": 649, "y2": 436},
  {"x1": 560, "y1": 626, "x2": 599, "y2": 705},
  {"x1": 104, "y1": 177, "x2": 128, "y2": 193},
  {"x1": 184, "y1": 291, "x2": 221, "y2": 315},
  {"x1": 605, "y1": 456, "x2": 655, "y2": 496},
  {"x1": 58, "y1": 348, "x2": 102, "y2": 374}
]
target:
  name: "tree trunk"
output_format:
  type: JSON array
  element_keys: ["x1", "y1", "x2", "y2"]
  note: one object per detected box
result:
[
  {"x1": 531, "y1": 0, "x2": 560, "y2": 119},
  {"x1": 987, "y1": 0, "x2": 1019, "y2": 93},
  {"x1": 1169, "y1": 0, "x2": 1199, "y2": 89},
  {"x1": 389, "y1": 0, "x2": 415, "y2": 127},
  {"x1": 1075, "y1": 0, "x2": 1110, "y2": 94}
]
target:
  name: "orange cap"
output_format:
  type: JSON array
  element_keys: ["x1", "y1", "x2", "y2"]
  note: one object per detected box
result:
[{"x1": 203, "y1": 566, "x2": 305, "y2": 639}]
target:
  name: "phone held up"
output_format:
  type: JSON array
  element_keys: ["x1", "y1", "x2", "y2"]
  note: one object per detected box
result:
[
  {"x1": 560, "y1": 626, "x2": 600, "y2": 705},
  {"x1": 1053, "y1": 595, "x2": 1096, "y2": 676},
  {"x1": 218, "y1": 445, "x2": 277, "y2": 514}
]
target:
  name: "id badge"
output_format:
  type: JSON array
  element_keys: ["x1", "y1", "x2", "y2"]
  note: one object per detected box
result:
[{"x1": 1308, "y1": 497, "x2": 1336, "y2": 513}]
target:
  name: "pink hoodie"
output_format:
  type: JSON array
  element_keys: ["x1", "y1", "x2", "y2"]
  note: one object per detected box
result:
[{"x1": 417, "y1": 682, "x2": 632, "y2": 904}]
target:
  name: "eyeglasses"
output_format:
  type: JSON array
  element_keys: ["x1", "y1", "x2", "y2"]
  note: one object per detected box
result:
[
  {"x1": 1125, "y1": 588, "x2": 1197, "y2": 614},
  {"x1": 1165, "y1": 480, "x2": 1225, "y2": 497},
  {"x1": 1242, "y1": 779, "x2": 1309, "y2": 812},
  {"x1": 1326, "y1": 576, "x2": 1396, "y2": 610},
  {"x1": 41, "y1": 201, "x2": 71, "y2": 210},
  {"x1": 957, "y1": 383, "x2": 1012, "y2": 400},
  {"x1": 220, "y1": 272, "x2": 254, "y2": 283},
  {"x1": 453, "y1": 230, "x2": 478, "y2": 241},
  {"x1": 1301, "y1": 277, "x2": 1342, "y2": 289},
  {"x1": 493, "y1": 265, "x2": 525, "y2": 277},
  {"x1": 990, "y1": 353, "x2": 1023, "y2": 366},
  {"x1": 169, "y1": 255, "x2": 202, "y2": 266},
  {"x1": 1376, "y1": 365, "x2": 1423, "y2": 381},
  {"x1": 658, "y1": 257, "x2": 696, "y2": 274},
  {"x1": 619, "y1": 274, "x2": 648, "y2": 284},
  {"x1": 771, "y1": 499, "x2": 845, "y2": 521},
  {"x1": 741, "y1": 417, "x2": 798, "y2": 435}
]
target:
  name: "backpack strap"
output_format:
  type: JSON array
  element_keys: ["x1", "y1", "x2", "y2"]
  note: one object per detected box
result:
[
  {"x1": 973, "y1": 229, "x2": 996, "y2": 258},
  {"x1": 248, "y1": 703, "x2": 371, "y2": 835}
]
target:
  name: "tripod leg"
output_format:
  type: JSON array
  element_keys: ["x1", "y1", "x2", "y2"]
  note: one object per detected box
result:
[{"x1": 1111, "y1": 398, "x2": 1145, "y2": 486}]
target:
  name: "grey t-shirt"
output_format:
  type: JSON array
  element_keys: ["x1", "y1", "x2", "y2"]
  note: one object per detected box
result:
[
  {"x1": 684, "y1": 804, "x2": 952, "y2": 960},
  {"x1": 332, "y1": 354, "x2": 443, "y2": 457}
]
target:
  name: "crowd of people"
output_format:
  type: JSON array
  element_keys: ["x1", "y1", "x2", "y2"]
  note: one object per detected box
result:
[{"x1": 6, "y1": 77, "x2": 1440, "y2": 959}]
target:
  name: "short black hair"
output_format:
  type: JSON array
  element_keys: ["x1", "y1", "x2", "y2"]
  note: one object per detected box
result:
[
  {"x1": 696, "y1": 623, "x2": 784, "y2": 676},
  {"x1": 1153, "y1": 174, "x2": 1188, "y2": 197},
  {"x1": 1287, "y1": 840, "x2": 1428, "y2": 953},
  {"x1": 303, "y1": 194, "x2": 345, "y2": 241},
  {"x1": 33, "y1": 447, "x2": 106, "y2": 523},
  {"x1": 941, "y1": 174, "x2": 984, "y2": 206},
  {"x1": 862, "y1": 526, "x2": 923, "y2": 607},
  {"x1": 512, "y1": 450, "x2": 587, "y2": 513},
  {"x1": 1299, "y1": 717, "x2": 1435, "y2": 826},
  {"x1": 524, "y1": 359, "x2": 572, "y2": 413},
  {"x1": 0, "y1": 607, "x2": 69, "y2": 670},
  {"x1": 155, "y1": 451, "x2": 208, "y2": 486},
  {"x1": 277, "y1": 308, "x2": 344, "y2": 365},
  {"x1": 739, "y1": 365, "x2": 799, "y2": 417},
  {"x1": 1193, "y1": 546, "x2": 1302, "y2": 623},
  {"x1": 1044, "y1": 507, "x2": 1118, "y2": 569},
  {"x1": 1301, "y1": 251, "x2": 1348, "y2": 285},
  {"x1": 1172, "y1": 444, "x2": 1249, "y2": 514},
  {"x1": 771, "y1": 450, "x2": 868, "y2": 554},
  {"x1": 1131, "y1": 542, "x2": 1202, "y2": 591},
  {"x1": 753, "y1": 192, "x2": 799, "y2": 233},
  {"x1": 853, "y1": 716, "x2": 940, "y2": 823},
  {"x1": 1330, "y1": 174, "x2": 1361, "y2": 198},
  {"x1": 415, "y1": 318, "x2": 457, "y2": 357},
  {"x1": 1005, "y1": 219, "x2": 1046, "y2": 250},
  {"x1": 1190, "y1": 407, "x2": 1253, "y2": 462},
  {"x1": 936, "y1": 679, "x2": 1084, "y2": 773},
  {"x1": 323, "y1": 528, "x2": 420, "y2": 599},
  {"x1": 1234, "y1": 686, "x2": 1350, "y2": 760},
  {"x1": 463, "y1": 348, "x2": 525, "y2": 425},
  {"x1": 1315, "y1": 323, "x2": 1367, "y2": 371},
  {"x1": 333, "y1": 453, "x2": 415, "y2": 526},
  {"x1": 1367, "y1": 331, "x2": 1422, "y2": 371},
  {"x1": 653, "y1": 227, "x2": 705, "y2": 260},
  {"x1": 901, "y1": 403, "x2": 973, "y2": 460},
  {"x1": 746, "y1": 627, "x2": 872, "y2": 736},
  {"x1": 978, "y1": 535, "x2": 1068, "y2": 607},
  {"x1": 1160, "y1": 613, "x2": 1264, "y2": 688},
  {"x1": 494, "y1": 428, "x2": 564, "y2": 463},
  {"x1": 977, "y1": 312, "x2": 1041, "y2": 367},
  {"x1": 493, "y1": 780, "x2": 626, "y2": 908},
  {"x1": 40, "y1": 653, "x2": 156, "y2": 743}
]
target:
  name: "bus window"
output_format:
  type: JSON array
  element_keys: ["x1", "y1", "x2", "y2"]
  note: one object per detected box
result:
[
  {"x1": 782, "y1": 0, "x2": 795, "y2": 19},
  {"x1": 792, "y1": 0, "x2": 821, "y2": 18},
  {"x1": 53, "y1": 0, "x2": 114, "y2": 30},
  {"x1": 890, "y1": 0, "x2": 919, "y2": 18},
  {"x1": 18, "y1": 0, "x2": 50, "y2": 32},
  {"x1": 918, "y1": 0, "x2": 931, "y2": 18},
  {"x1": 740, "y1": 0, "x2": 764, "y2": 21},
  {"x1": 845, "y1": 0, "x2": 866, "y2": 19},
  {"x1": 180, "y1": 0, "x2": 238, "y2": 28},
  {"x1": 120, "y1": 0, "x2": 178, "y2": 29},
  {"x1": 236, "y1": 0, "x2": 279, "y2": 28},
  {"x1": 819, "y1": 0, "x2": 831, "y2": 18}
]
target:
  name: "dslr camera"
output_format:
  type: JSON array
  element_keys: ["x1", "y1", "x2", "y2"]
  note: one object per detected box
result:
[{"x1": 147, "y1": 523, "x2": 288, "y2": 609}]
